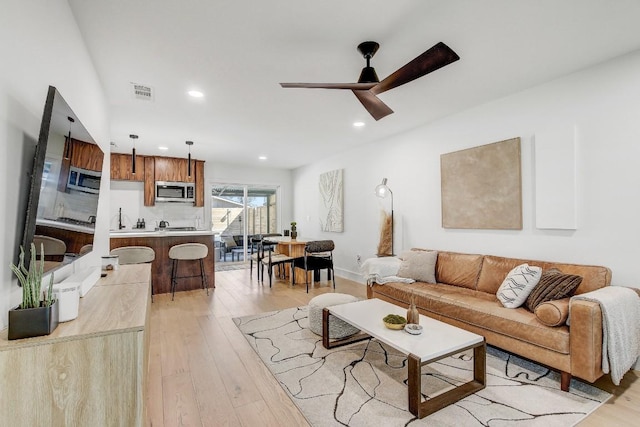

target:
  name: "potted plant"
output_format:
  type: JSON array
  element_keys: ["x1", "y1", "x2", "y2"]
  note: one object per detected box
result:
[
  {"x1": 290, "y1": 221, "x2": 298, "y2": 240},
  {"x1": 8, "y1": 243, "x2": 58, "y2": 340}
]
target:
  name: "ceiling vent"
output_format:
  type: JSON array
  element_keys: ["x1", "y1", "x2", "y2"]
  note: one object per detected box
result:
[{"x1": 131, "y1": 83, "x2": 154, "y2": 101}]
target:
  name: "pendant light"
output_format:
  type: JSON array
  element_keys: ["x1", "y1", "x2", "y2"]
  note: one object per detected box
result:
[
  {"x1": 129, "y1": 134, "x2": 138, "y2": 174},
  {"x1": 186, "y1": 140, "x2": 193, "y2": 177},
  {"x1": 64, "y1": 116, "x2": 75, "y2": 160}
]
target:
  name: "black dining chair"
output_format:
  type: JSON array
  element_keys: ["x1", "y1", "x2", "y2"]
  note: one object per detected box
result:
[
  {"x1": 260, "y1": 242, "x2": 294, "y2": 288},
  {"x1": 292, "y1": 240, "x2": 336, "y2": 293}
]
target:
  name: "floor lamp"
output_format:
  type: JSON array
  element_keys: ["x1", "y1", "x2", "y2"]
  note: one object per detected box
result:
[{"x1": 375, "y1": 178, "x2": 393, "y2": 256}]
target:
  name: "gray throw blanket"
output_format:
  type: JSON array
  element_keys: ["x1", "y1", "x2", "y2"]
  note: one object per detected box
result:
[{"x1": 571, "y1": 286, "x2": 640, "y2": 385}]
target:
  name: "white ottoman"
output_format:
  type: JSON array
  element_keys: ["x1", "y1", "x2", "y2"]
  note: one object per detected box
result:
[{"x1": 308, "y1": 293, "x2": 360, "y2": 338}]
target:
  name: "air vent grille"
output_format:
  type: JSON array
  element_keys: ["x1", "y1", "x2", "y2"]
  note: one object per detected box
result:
[{"x1": 131, "y1": 83, "x2": 154, "y2": 101}]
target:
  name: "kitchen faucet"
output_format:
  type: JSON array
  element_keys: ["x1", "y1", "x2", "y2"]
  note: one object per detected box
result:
[{"x1": 118, "y1": 208, "x2": 125, "y2": 229}]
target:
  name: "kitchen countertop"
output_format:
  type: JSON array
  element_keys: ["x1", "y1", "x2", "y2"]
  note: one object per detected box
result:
[
  {"x1": 37, "y1": 218, "x2": 95, "y2": 234},
  {"x1": 110, "y1": 229, "x2": 215, "y2": 238}
]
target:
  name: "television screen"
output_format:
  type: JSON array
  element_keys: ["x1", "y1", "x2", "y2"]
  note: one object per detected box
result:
[{"x1": 20, "y1": 86, "x2": 104, "y2": 274}]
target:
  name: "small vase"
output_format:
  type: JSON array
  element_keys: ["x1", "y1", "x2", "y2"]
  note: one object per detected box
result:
[{"x1": 407, "y1": 297, "x2": 419, "y2": 325}]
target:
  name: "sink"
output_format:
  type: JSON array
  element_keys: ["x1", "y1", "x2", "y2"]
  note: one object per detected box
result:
[{"x1": 156, "y1": 226, "x2": 197, "y2": 231}]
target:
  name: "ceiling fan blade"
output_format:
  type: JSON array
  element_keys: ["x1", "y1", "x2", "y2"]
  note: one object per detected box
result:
[
  {"x1": 280, "y1": 82, "x2": 377, "y2": 90},
  {"x1": 352, "y1": 90, "x2": 394, "y2": 121},
  {"x1": 371, "y1": 42, "x2": 459, "y2": 95}
]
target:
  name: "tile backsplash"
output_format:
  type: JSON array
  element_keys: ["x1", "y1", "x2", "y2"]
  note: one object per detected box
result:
[{"x1": 110, "y1": 181, "x2": 205, "y2": 230}]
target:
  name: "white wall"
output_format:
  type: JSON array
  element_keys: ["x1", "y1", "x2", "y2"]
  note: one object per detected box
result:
[
  {"x1": 0, "y1": 1, "x2": 110, "y2": 328},
  {"x1": 293, "y1": 49, "x2": 640, "y2": 289}
]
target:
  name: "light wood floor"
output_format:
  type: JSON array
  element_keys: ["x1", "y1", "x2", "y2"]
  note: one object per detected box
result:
[{"x1": 148, "y1": 268, "x2": 639, "y2": 426}]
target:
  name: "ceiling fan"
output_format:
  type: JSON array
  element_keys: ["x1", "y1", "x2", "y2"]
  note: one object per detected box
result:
[{"x1": 280, "y1": 41, "x2": 459, "y2": 121}]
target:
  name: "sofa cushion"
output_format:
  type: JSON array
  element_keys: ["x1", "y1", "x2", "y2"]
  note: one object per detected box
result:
[
  {"x1": 372, "y1": 281, "x2": 570, "y2": 354},
  {"x1": 434, "y1": 251, "x2": 484, "y2": 290},
  {"x1": 477, "y1": 255, "x2": 610, "y2": 295},
  {"x1": 525, "y1": 269, "x2": 582, "y2": 312},
  {"x1": 496, "y1": 264, "x2": 542, "y2": 308},
  {"x1": 397, "y1": 250, "x2": 437, "y2": 283},
  {"x1": 534, "y1": 298, "x2": 570, "y2": 327}
]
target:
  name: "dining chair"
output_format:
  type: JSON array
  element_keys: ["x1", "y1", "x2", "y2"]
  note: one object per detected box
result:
[
  {"x1": 260, "y1": 243, "x2": 294, "y2": 288},
  {"x1": 292, "y1": 240, "x2": 336, "y2": 293},
  {"x1": 249, "y1": 235, "x2": 263, "y2": 279}
]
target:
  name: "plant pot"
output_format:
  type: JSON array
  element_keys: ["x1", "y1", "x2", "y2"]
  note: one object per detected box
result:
[
  {"x1": 8, "y1": 300, "x2": 59, "y2": 340},
  {"x1": 290, "y1": 231, "x2": 298, "y2": 240}
]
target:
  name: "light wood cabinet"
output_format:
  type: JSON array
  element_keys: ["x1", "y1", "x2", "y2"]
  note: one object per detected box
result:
[
  {"x1": 0, "y1": 265, "x2": 151, "y2": 426},
  {"x1": 111, "y1": 153, "x2": 145, "y2": 181}
]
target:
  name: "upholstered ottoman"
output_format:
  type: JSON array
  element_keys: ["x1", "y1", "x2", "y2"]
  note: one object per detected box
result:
[{"x1": 308, "y1": 293, "x2": 360, "y2": 338}]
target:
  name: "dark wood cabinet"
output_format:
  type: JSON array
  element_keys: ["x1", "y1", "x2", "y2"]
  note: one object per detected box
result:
[
  {"x1": 142, "y1": 156, "x2": 204, "y2": 206},
  {"x1": 57, "y1": 138, "x2": 105, "y2": 192},
  {"x1": 144, "y1": 156, "x2": 155, "y2": 206},
  {"x1": 110, "y1": 153, "x2": 145, "y2": 181},
  {"x1": 69, "y1": 138, "x2": 103, "y2": 171},
  {"x1": 195, "y1": 160, "x2": 205, "y2": 207},
  {"x1": 154, "y1": 156, "x2": 195, "y2": 183}
]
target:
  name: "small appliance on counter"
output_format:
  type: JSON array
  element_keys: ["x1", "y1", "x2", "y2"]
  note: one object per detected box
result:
[
  {"x1": 52, "y1": 282, "x2": 80, "y2": 322},
  {"x1": 135, "y1": 218, "x2": 146, "y2": 229}
]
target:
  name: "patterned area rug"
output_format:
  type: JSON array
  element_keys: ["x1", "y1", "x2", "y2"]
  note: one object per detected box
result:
[
  {"x1": 234, "y1": 306, "x2": 610, "y2": 427},
  {"x1": 215, "y1": 262, "x2": 250, "y2": 272}
]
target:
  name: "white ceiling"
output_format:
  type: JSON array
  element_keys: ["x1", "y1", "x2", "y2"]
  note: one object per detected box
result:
[{"x1": 68, "y1": 0, "x2": 640, "y2": 170}]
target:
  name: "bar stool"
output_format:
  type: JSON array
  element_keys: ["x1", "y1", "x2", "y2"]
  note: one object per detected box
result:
[
  {"x1": 168, "y1": 243, "x2": 209, "y2": 300},
  {"x1": 110, "y1": 246, "x2": 156, "y2": 300}
]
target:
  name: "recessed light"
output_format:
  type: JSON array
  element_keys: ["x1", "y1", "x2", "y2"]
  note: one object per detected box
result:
[
  {"x1": 258, "y1": 156, "x2": 267, "y2": 161},
  {"x1": 353, "y1": 121, "x2": 365, "y2": 127},
  {"x1": 158, "y1": 146, "x2": 169, "y2": 151},
  {"x1": 188, "y1": 90, "x2": 204, "y2": 98}
]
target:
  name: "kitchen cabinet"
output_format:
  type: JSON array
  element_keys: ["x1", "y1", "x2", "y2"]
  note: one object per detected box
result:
[
  {"x1": 195, "y1": 160, "x2": 205, "y2": 207},
  {"x1": 143, "y1": 156, "x2": 205, "y2": 206},
  {"x1": 111, "y1": 153, "x2": 145, "y2": 181},
  {"x1": 57, "y1": 138, "x2": 105, "y2": 192},
  {"x1": 69, "y1": 138, "x2": 103, "y2": 171},
  {"x1": 153, "y1": 156, "x2": 195, "y2": 183}
]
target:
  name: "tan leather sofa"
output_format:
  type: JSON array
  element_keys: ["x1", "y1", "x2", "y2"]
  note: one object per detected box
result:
[{"x1": 366, "y1": 250, "x2": 612, "y2": 391}]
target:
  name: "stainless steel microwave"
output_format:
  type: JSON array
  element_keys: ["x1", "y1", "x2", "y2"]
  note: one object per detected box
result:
[
  {"x1": 155, "y1": 181, "x2": 195, "y2": 203},
  {"x1": 67, "y1": 166, "x2": 101, "y2": 194}
]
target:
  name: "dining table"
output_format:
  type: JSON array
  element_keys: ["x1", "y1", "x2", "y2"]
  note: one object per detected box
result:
[{"x1": 263, "y1": 236, "x2": 313, "y2": 284}]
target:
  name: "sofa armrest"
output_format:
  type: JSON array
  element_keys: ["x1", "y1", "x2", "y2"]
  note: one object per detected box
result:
[{"x1": 569, "y1": 299, "x2": 604, "y2": 382}]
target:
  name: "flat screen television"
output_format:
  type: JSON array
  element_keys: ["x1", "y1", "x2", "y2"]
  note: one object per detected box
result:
[{"x1": 20, "y1": 86, "x2": 104, "y2": 275}]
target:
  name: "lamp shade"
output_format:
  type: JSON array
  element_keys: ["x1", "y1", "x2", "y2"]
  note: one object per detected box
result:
[{"x1": 375, "y1": 178, "x2": 391, "y2": 198}]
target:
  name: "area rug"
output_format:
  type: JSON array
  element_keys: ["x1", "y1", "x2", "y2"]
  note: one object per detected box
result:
[
  {"x1": 215, "y1": 262, "x2": 250, "y2": 272},
  {"x1": 233, "y1": 306, "x2": 611, "y2": 427}
]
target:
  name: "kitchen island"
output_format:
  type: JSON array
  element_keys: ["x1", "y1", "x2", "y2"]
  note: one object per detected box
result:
[{"x1": 110, "y1": 229, "x2": 215, "y2": 295}]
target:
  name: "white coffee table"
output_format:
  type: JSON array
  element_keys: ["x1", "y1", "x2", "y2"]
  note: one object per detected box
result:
[{"x1": 322, "y1": 298, "x2": 486, "y2": 419}]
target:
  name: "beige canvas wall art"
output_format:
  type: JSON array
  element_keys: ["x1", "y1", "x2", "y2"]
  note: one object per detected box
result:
[
  {"x1": 440, "y1": 137, "x2": 522, "y2": 230},
  {"x1": 319, "y1": 169, "x2": 344, "y2": 232}
]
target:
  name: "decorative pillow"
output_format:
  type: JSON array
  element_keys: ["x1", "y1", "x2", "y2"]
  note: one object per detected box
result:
[
  {"x1": 496, "y1": 263, "x2": 542, "y2": 308},
  {"x1": 397, "y1": 250, "x2": 437, "y2": 283},
  {"x1": 534, "y1": 298, "x2": 570, "y2": 327},
  {"x1": 525, "y1": 269, "x2": 583, "y2": 312}
]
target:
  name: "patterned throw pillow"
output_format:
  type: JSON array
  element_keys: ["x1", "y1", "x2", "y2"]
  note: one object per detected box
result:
[
  {"x1": 496, "y1": 263, "x2": 542, "y2": 308},
  {"x1": 397, "y1": 250, "x2": 438, "y2": 283},
  {"x1": 525, "y1": 269, "x2": 583, "y2": 312}
]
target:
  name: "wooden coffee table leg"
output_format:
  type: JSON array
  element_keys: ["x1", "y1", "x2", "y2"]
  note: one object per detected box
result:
[
  {"x1": 408, "y1": 340, "x2": 486, "y2": 419},
  {"x1": 322, "y1": 308, "x2": 370, "y2": 349}
]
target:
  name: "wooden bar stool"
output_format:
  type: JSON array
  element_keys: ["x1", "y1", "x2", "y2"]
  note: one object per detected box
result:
[{"x1": 168, "y1": 243, "x2": 209, "y2": 300}]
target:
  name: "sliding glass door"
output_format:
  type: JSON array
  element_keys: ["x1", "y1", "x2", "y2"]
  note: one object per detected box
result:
[{"x1": 211, "y1": 183, "x2": 278, "y2": 262}]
